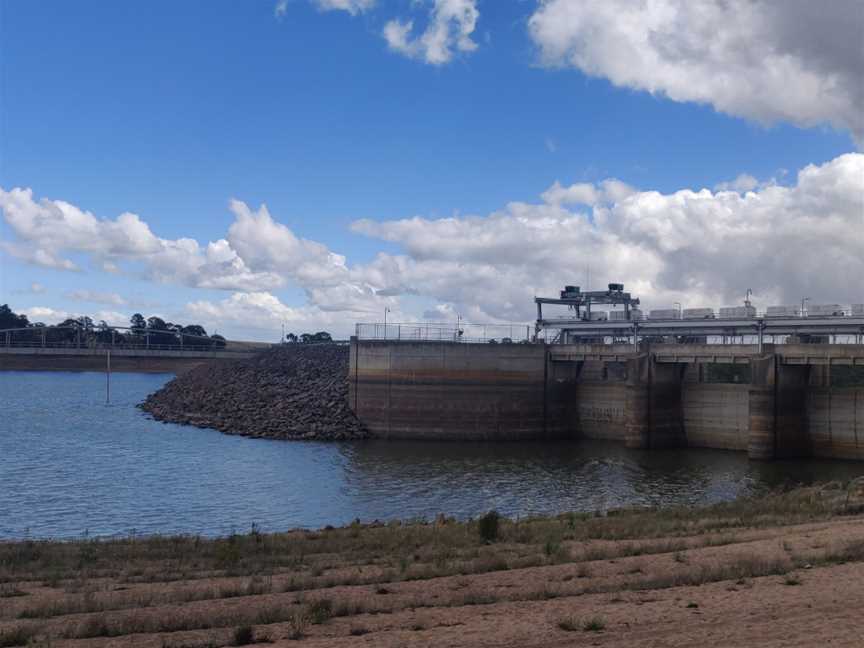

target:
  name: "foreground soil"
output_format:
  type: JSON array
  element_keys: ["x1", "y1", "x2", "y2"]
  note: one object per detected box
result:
[
  {"x1": 3, "y1": 484, "x2": 864, "y2": 647},
  {"x1": 139, "y1": 344, "x2": 368, "y2": 441}
]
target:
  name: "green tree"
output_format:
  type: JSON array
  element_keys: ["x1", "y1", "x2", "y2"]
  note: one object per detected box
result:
[
  {"x1": 0, "y1": 304, "x2": 30, "y2": 330},
  {"x1": 130, "y1": 313, "x2": 146, "y2": 333}
]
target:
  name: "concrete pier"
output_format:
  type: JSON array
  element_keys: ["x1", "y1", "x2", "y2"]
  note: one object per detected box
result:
[{"x1": 350, "y1": 339, "x2": 864, "y2": 460}]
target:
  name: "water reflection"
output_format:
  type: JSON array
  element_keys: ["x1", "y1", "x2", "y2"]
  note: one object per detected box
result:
[{"x1": 2, "y1": 371, "x2": 863, "y2": 539}]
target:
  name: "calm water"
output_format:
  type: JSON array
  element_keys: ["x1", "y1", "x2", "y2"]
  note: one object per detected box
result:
[{"x1": 2, "y1": 371, "x2": 863, "y2": 540}]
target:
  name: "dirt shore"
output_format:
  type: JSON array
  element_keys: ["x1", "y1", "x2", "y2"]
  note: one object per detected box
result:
[{"x1": 2, "y1": 484, "x2": 864, "y2": 647}]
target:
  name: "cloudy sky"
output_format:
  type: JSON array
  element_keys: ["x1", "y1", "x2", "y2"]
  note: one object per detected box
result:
[{"x1": 1, "y1": 0, "x2": 862, "y2": 340}]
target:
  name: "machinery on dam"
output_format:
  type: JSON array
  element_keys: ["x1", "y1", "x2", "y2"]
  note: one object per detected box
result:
[{"x1": 535, "y1": 284, "x2": 864, "y2": 347}]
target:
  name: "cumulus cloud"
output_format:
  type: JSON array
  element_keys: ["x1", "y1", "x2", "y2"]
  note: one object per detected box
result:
[
  {"x1": 383, "y1": 0, "x2": 479, "y2": 65},
  {"x1": 714, "y1": 174, "x2": 761, "y2": 193},
  {"x1": 313, "y1": 0, "x2": 374, "y2": 14},
  {"x1": 540, "y1": 178, "x2": 636, "y2": 207},
  {"x1": 225, "y1": 200, "x2": 349, "y2": 286},
  {"x1": 20, "y1": 306, "x2": 128, "y2": 327},
  {"x1": 185, "y1": 291, "x2": 399, "y2": 339},
  {"x1": 4, "y1": 153, "x2": 862, "y2": 337},
  {"x1": 528, "y1": 0, "x2": 864, "y2": 144},
  {"x1": 275, "y1": 0, "x2": 374, "y2": 19},
  {"x1": 64, "y1": 290, "x2": 127, "y2": 306},
  {"x1": 352, "y1": 153, "x2": 864, "y2": 321},
  {"x1": 0, "y1": 188, "x2": 287, "y2": 293},
  {"x1": 0, "y1": 187, "x2": 389, "y2": 320}
]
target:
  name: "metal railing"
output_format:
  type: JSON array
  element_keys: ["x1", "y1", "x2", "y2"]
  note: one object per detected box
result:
[
  {"x1": 0, "y1": 325, "x2": 241, "y2": 352},
  {"x1": 356, "y1": 322, "x2": 534, "y2": 344}
]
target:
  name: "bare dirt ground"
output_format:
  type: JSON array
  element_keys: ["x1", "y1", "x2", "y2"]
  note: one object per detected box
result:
[{"x1": 3, "y1": 484, "x2": 864, "y2": 647}]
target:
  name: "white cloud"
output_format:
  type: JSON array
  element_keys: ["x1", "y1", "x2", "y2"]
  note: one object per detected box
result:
[
  {"x1": 528, "y1": 0, "x2": 864, "y2": 144},
  {"x1": 384, "y1": 0, "x2": 479, "y2": 65},
  {"x1": 0, "y1": 188, "x2": 287, "y2": 293},
  {"x1": 20, "y1": 306, "x2": 128, "y2": 327},
  {"x1": 352, "y1": 153, "x2": 864, "y2": 321},
  {"x1": 313, "y1": 0, "x2": 374, "y2": 15},
  {"x1": 714, "y1": 174, "x2": 761, "y2": 193},
  {"x1": 4, "y1": 153, "x2": 862, "y2": 338},
  {"x1": 540, "y1": 178, "x2": 637, "y2": 207},
  {"x1": 185, "y1": 290, "x2": 397, "y2": 339},
  {"x1": 65, "y1": 290, "x2": 127, "y2": 306},
  {"x1": 0, "y1": 240, "x2": 79, "y2": 271},
  {"x1": 275, "y1": 0, "x2": 374, "y2": 19},
  {"x1": 225, "y1": 200, "x2": 348, "y2": 286}
]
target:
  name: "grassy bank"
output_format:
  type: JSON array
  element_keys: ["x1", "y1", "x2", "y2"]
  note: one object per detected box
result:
[{"x1": 2, "y1": 483, "x2": 864, "y2": 647}]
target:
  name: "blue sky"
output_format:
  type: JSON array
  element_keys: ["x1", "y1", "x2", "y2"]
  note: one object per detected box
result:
[{"x1": 1, "y1": 1, "x2": 862, "y2": 340}]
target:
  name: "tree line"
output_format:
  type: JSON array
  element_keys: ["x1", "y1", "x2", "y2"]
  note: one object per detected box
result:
[
  {"x1": 284, "y1": 331, "x2": 333, "y2": 344},
  {"x1": 0, "y1": 304, "x2": 225, "y2": 349}
]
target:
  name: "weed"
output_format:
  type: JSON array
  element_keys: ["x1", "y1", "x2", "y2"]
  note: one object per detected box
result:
[
  {"x1": 0, "y1": 585, "x2": 27, "y2": 598},
  {"x1": 0, "y1": 624, "x2": 42, "y2": 648},
  {"x1": 557, "y1": 617, "x2": 580, "y2": 632},
  {"x1": 349, "y1": 626, "x2": 371, "y2": 636},
  {"x1": 478, "y1": 511, "x2": 500, "y2": 544},
  {"x1": 305, "y1": 598, "x2": 333, "y2": 624},
  {"x1": 232, "y1": 625, "x2": 255, "y2": 646},
  {"x1": 784, "y1": 575, "x2": 802, "y2": 586},
  {"x1": 286, "y1": 612, "x2": 308, "y2": 640},
  {"x1": 582, "y1": 616, "x2": 606, "y2": 632}
]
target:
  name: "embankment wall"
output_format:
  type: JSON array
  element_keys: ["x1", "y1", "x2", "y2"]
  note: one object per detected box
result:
[
  {"x1": 0, "y1": 348, "x2": 253, "y2": 374},
  {"x1": 350, "y1": 339, "x2": 864, "y2": 460}
]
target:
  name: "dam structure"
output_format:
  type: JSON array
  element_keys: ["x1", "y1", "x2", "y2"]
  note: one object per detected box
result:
[
  {"x1": 349, "y1": 286, "x2": 864, "y2": 461},
  {"x1": 0, "y1": 324, "x2": 260, "y2": 372}
]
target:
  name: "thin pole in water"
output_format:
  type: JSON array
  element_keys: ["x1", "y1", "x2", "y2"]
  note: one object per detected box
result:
[{"x1": 106, "y1": 350, "x2": 111, "y2": 404}]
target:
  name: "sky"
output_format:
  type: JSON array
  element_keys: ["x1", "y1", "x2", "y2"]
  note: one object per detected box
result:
[{"x1": 1, "y1": 0, "x2": 862, "y2": 341}]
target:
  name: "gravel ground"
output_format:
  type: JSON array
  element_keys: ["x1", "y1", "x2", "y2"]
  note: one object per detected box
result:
[{"x1": 139, "y1": 344, "x2": 368, "y2": 440}]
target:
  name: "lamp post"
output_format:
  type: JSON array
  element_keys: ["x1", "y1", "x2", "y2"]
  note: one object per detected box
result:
[{"x1": 384, "y1": 307, "x2": 390, "y2": 339}]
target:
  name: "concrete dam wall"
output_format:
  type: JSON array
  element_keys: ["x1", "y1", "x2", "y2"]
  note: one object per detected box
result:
[{"x1": 349, "y1": 339, "x2": 864, "y2": 460}]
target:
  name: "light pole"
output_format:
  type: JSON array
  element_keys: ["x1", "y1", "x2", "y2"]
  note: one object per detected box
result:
[
  {"x1": 800, "y1": 297, "x2": 809, "y2": 318},
  {"x1": 383, "y1": 307, "x2": 390, "y2": 339}
]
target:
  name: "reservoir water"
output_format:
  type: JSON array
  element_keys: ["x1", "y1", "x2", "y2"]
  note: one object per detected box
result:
[{"x1": 2, "y1": 371, "x2": 863, "y2": 540}]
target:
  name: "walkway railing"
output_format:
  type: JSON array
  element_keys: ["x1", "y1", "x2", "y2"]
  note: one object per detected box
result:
[
  {"x1": 355, "y1": 322, "x2": 533, "y2": 344},
  {"x1": 0, "y1": 326, "x2": 244, "y2": 352}
]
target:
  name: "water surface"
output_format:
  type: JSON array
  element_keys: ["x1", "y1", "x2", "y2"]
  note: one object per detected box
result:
[{"x1": 2, "y1": 371, "x2": 862, "y2": 539}]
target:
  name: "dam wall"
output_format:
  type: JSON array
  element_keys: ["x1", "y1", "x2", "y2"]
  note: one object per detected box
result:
[
  {"x1": 0, "y1": 347, "x2": 255, "y2": 373},
  {"x1": 350, "y1": 339, "x2": 864, "y2": 460},
  {"x1": 349, "y1": 340, "x2": 562, "y2": 439}
]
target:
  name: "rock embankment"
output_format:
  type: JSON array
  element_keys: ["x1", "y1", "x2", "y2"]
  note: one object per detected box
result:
[{"x1": 139, "y1": 344, "x2": 368, "y2": 440}]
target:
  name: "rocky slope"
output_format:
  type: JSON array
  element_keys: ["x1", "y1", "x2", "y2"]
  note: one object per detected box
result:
[{"x1": 139, "y1": 344, "x2": 368, "y2": 440}]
